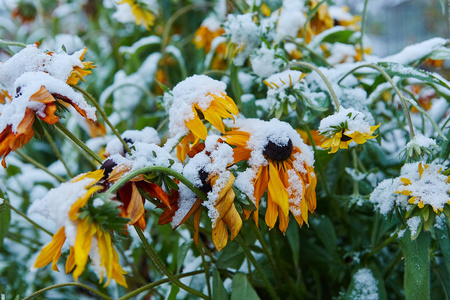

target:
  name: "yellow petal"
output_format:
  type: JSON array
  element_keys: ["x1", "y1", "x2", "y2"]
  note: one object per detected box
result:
[
  {"x1": 265, "y1": 197, "x2": 278, "y2": 229},
  {"x1": 185, "y1": 108, "x2": 207, "y2": 140},
  {"x1": 69, "y1": 185, "x2": 102, "y2": 220},
  {"x1": 267, "y1": 161, "x2": 289, "y2": 218},
  {"x1": 73, "y1": 219, "x2": 96, "y2": 281},
  {"x1": 34, "y1": 226, "x2": 66, "y2": 271},
  {"x1": 212, "y1": 220, "x2": 228, "y2": 251},
  {"x1": 222, "y1": 204, "x2": 242, "y2": 240},
  {"x1": 400, "y1": 178, "x2": 412, "y2": 185},
  {"x1": 203, "y1": 104, "x2": 226, "y2": 133},
  {"x1": 65, "y1": 246, "x2": 75, "y2": 274}
]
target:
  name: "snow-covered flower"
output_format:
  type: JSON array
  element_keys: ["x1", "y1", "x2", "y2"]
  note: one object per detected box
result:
[
  {"x1": 223, "y1": 13, "x2": 260, "y2": 66},
  {"x1": 0, "y1": 44, "x2": 97, "y2": 167},
  {"x1": 31, "y1": 170, "x2": 128, "y2": 287},
  {"x1": 166, "y1": 75, "x2": 238, "y2": 162},
  {"x1": 396, "y1": 162, "x2": 450, "y2": 213},
  {"x1": 319, "y1": 107, "x2": 380, "y2": 153},
  {"x1": 223, "y1": 118, "x2": 316, "y2": 232},
  {"x1": 159, "y1": 137, "x2": 241, "y2": 251}
]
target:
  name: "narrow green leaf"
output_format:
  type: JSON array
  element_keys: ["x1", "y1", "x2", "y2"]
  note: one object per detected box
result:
[
  {"x1": 216, "y1": 242, "x2": 245, "y2": 270},
  {"x1": 176, "y1": 241, "x2": 192, "y2": 273},
  {"x1": 231, "y1": 273, "x2": 260, "y2": 300},
  {"x1": 312, "y1": 216, "x2": 337, "y2": 254},
  {"x1": 286, "y1": 222, "x2": 299, "y2": 267},
  {"x1": 0, "y1": 189, "x2": 11, "y2": 249},
  {"x1": 213, "y1": 269, "x2": 229, "y2": 300},
  {"x1": 435, "y1": 219, "x2": 450, "y2": 276},
  {"x1": 400, "y1": 230, "x2": 430, "y2": 300},
  {"x1": 168, "y1": 283, "x2": 180, "y2": 300},
  {"x1": 377, "y1": 62, "x2": 450, "y2": 90}
]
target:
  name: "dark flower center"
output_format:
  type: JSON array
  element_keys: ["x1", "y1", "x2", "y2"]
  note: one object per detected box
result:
[
  {"x1": 340, "y1": 131, "x2": 352, "y2": 142},
  {"x1": 198, "y1": 168, "x2": 212, "y2": 194},
  {"x1": 123, "y1": 137, "x2": 134, "y2": 154},
  {"x1": 263, "y1": 138, "x2": 293, "y2": 162},
  {"x1": 100, "y1": 158, "x2": 117, "y2": 179}
]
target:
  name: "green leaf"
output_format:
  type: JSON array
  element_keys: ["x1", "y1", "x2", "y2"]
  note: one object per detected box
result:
[
  {"x1": 231, "y1": 273, "x2": 260, "y2": 300},
  {"x1": 312, "y1": 215, "x2": 337, "y2": 254},
  {"x1": 216, "y1": 242, "x2": 245, "y2": 270},
  {"x1": 213, "y1": 269, "x2": 229, "y2": 300},
  {"x1": 286, "y1": 221, "x2": 299, "y2": 267},
  {"x1": 436, "y1": 219, "x2": 450, "y2": 276},
  {"x1": 377, "y1": 62, "x2": 450, "y2": 90},
  {"x1": 0, "y1": 189, "x2": 11, "y2": 249},
  {"x1": 400, "y1": 230, "x2": 430, "y2": 300},
  {"x1": 168, "y1": 283, "x2": 180, "y2": 300},
  {"x1": 176, "y1": 241, "x2": 192, "y2": 273}
]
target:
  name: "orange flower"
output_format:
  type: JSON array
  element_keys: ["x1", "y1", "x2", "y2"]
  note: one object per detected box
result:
[
  {"x1": 0, "y1": 85, "x2": 95, "y2": 167},
  {"x1": 193, "y1": 22, "x2": 225, "y2": 53},
  {"x1": 224, "y1": 119, "x2": 317, "y2": 233},
  {"x1": 104, "y1": 160, "x2": 170, "y2": 230},
  {"x1": 66, "y1": 48, "x2": 95, "y2": 85}
]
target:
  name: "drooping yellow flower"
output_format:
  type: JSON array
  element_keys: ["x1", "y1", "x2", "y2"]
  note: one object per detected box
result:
[
  {"x1": 167, "y1": 75, "x2": 238, "y2": 162},
  {"x1": 66, "y1": 48, "x2": 95, "y2": 85},
  {"x1": 118, "y1": 0, "x2": 156, "y2": 30},
  {"x1": 319, "y1": 107, "x2": 380, "y2": 153},
  {"x1": 224, "y1": 119, "x2": 317, "y2": 233},
  {"x1": 193, "y1": 20, "x2": 225, "y2": 53},
  {"x1": 395, "y1": 163, "x2": 450, "y2": 213},
  {"x1": 33, "y1": 170, "x2": 127, "y2": 287}
]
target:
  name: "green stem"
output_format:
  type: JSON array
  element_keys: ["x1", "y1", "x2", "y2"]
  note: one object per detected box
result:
[
  {"x1": 134, "y1": 226, "x2": 210, "y2": 300},
  {"x1": 4, "y1": 201, "x2": 53, "y2": 237},
  {"x1": 55, "y1": 122, "x2": 102, "y2": 164},
  {"x1": 250, "y1": 223, "x2": 281, "y2": 286},
  {"x1": 359, "y1": 0, "x2": 370, "y2": 61},
  {"x1": 338, "y1": 64, "x2": 415, "y2": 139},
  {"x1": 161, "y1": 2, "x2": 214, "y2": 56},
  {"x1": 118, "y1": 270, "x2": 204, "y2": 300},
  {"x1": 16, "y1": 150, "x2": 65, "y2": 183},
  {"x1": 351, "y1": 149, "x2": 359, "y2": 199},
  {"x1": 71, "y1": 85, "x2": 131, "y2": 153},
  {"x1": 106, "y1": 166, "x2": 206, "y2": 201},
  {"x1": 0, "y1": 39, "x2": 26, "y2": 48},
  {"x1": 235, "y1": 234, "x2": 280, "y2": 300},
  {"x1": 230, "y1": 63, "x2": 242, "y2": 107},
  {"x1": 298, "y1": 42, "x2": 332, "y2": 67},
  {"x1": 286, "y1": 61, "x2": 340, "y2": 111},
  {"x1": 45, "y1": 130, "x2": 73, "y2": 178},
  {"x1": 303, "y1": 124, "x2": 331, "y2": 198},
  {"x1": 199, "y1": 242, "x2": 212, "y2": 298},
  {"x1": 366, "y1": 230, "x2": 400, "y2": 259},
  {"x1": 23, "y1": 282, "x2": 112, "y2": 300}
]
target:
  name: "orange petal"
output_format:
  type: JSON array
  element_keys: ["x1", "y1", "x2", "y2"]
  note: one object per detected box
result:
[
  {"x1": 267, "y1": 161, "x2": 289, "y2": 218},
  {"x1": 34, "y1": 226, "x2": 66, "y2": 271}
]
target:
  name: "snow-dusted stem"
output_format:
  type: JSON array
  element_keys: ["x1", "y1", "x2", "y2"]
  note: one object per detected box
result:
[
  {"x1": 71, "y1": 85, "x2": 131, "y2": 153},
  {"x1": 134, "y1": 226, "x2": 210, "y2": 300},
  {"x1": 23, "y1": 282, "x2": 112, "y2": 300},
  {"x1": 55, "y1": 122, "x2": 103, "y2": 164},
  {"x1": 4, "y1": 201, "x2": 53, "y2": 237},
  {"x1": 339, "y1": 64, "x2": 416, "y2": 140},
  {"x1": 286, "y1": 61, "x2": 340, "y2": 112},
  {"x1": 16, "y1": 150, "x2": 65, "y2": 183},
  {"x1": 45, "y1": 130, "x2": 73, "y2": 178},
  {"x1": 0, "y1": 39, "x2": 26, "y2": 48},
  {"x1": 359, "y1": 0, "x2": 370, "y2": 61},
  {"x1": 105, "y1": 166, "x2": 206, "y2": 201},
  {"x1": 117, "y1": 270, "x2": 204, "y2": 300},
  {"x1": 161, "y1": 2, "x2": 214, "y2": 56},
  {"x1": 351, "y1": 149, "x2": 359, "y2": 198}
]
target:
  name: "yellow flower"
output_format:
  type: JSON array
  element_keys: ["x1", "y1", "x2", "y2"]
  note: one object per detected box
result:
[
  {"x1": 193, "y1": 23, "x2": 225, "y2": 53},
  {"x1": 168, "y1": 75, "x2": 238, "y2": 162},
  {"x1": 66, "y1": 48, "x2": 95, "y2": 85},
  {"x1": 118, "y1": 0, "x2": 156, "y2": 30},
  {"x1": 224, "y1": 119, "x2": 317, "y2": 233},
  {"x1": 33, "y1": 170, "x2": 127, "y2": 287},
  {"x1": 395, "y1": 163, "x2": 450, "y2": 213},
  {"x1": 319, "y1": 108, "x2": 380, "y2": 153}
]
